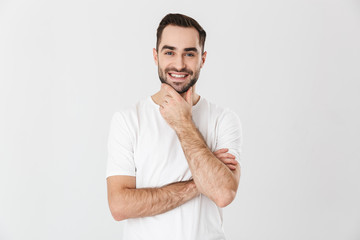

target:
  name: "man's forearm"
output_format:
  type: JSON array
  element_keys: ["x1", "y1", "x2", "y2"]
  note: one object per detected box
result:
[
  {"x1": 174, "y1": 121, "x2": 238, "y2": 207},
  {"x1": 110, "y1": 180, "x2": 198, "y2": 221}
]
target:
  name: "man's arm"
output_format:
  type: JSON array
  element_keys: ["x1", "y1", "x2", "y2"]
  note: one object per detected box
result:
[
  {"x1": 175, "y1": 121, "x2": 240, "y2": 208},
  {"x1": 107, "y1": 175, "x2": 198, "y2": 221},
  {"x1": 107, "y1": 149, "x2": 237, "y2": 221},
  {"x1": 158, "y1": 84, "x2": 241, "y2": 208}
]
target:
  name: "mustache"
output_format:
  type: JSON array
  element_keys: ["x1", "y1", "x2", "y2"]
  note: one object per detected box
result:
[{"x1": 165, "y1": 67, "x2": 193, "y2": 75}]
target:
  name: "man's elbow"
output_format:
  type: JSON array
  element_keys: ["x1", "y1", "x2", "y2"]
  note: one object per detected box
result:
[
  {"x1": 214, "y1": 189, "x2": 237, "y2": 208},
  {"x1": 111, "y1": 210, "x2": 127, "y2": 221},
  {"x1": 109, "y1": 199, "x2": 129, "y2": 221}
]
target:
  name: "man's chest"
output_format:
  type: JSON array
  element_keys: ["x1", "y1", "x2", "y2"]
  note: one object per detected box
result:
[{"x1": 133, "y1": 111, "x2": 217, "y2": 188}]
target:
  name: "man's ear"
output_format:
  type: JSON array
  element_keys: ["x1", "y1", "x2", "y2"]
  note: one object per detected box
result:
[
  {"x1": 200, "y1": 51, "x2": 207, "y2": 68},
  {"x1": 153, "y1": 48, "x2": 158, "y2": 65}
]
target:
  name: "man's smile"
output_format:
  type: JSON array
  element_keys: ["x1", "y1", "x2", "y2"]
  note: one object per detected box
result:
[{"x1": 167, "y1": 72, "x2": 190, "y2": 82}]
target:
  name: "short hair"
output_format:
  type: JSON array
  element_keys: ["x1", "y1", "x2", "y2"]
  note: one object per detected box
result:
[{"x1": 156, "y1": 13, "x2": 206, "y2": 54}]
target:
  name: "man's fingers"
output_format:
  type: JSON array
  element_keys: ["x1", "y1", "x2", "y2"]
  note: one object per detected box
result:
[
  {"x1": 161, "y1": 83, "x2": 170, "y2": 90},
  {"x1": 213, "y1": 148, "x2": 237, "y2": 170},
  {"x1": 215, "y1": 154, "x2": 238, "y2": 165},
  {"x1": 161, "y1": 83, "x2": 174, "y2": 96},
  {"x1": 213, "y1": 148, "x2": 228, "y2": 154},
  {"x1": 185, "y1": 87, "x2": 193, "y2": 105},
  {"x1": 215, "y1": 152, "x2": 236, "y2": 159},
  {"x1": 161, "y1": 83, "x2": 181, "y2": 100},
  {"x1": 221, "y1": 158, "x2": 238, "y2": 165},
  {"x1": 163, "y1": 95, "x2": 172, "y2": 104},
  {"x1": 226, "y1": 164, "x2": 237, "y2": 171}
]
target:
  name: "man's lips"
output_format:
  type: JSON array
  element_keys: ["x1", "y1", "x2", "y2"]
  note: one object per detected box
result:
[{"x1": 167, "y1": 72, "x2": 189, "y2": 81}]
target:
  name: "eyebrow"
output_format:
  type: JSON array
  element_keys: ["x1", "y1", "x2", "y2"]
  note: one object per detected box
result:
[
  {"x1": 161, "y1": 45, "x2": 175, "y2": 51},
  {"x1": 161, "y1": 45, "x2": 198, "y2": 53},
  {"x1": 184, "y1": 47, "x2": 198, "y2": 52}
]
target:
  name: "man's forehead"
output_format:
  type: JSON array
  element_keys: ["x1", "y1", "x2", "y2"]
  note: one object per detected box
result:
[{"x1": 159, "y1": 25, "x2": 201, "y2": 50}]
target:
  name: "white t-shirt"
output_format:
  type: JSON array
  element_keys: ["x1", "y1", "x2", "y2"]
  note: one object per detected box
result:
[{"x1": 106, "y1": 95, "x2": 242, "y2": 240}]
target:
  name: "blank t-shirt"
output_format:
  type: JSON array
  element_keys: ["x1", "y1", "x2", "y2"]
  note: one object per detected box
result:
[{"x1": 106, "y1": 95, "x2": 242, "y2": 240}]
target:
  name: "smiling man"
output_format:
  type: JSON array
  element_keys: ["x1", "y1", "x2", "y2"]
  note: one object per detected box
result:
[{"x1": 106, "y1": 13, "x2": 243, "y2": 240}]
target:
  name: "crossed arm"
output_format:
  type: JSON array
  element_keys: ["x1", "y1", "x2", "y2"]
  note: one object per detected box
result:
[
  {"x1": 107, "y1": 176, "x2": 198, "y2": 221},
  {"x1": 107, "y1": 148, "x2": 239, "y2": 221},
  {"x1": 175, "y1": 121, "x2": 241, "y2": 207}
]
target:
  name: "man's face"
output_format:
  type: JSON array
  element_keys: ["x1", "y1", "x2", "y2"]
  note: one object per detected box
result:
[{"x1": 153, "y1": 25, "x2": 207, "y2": 94}]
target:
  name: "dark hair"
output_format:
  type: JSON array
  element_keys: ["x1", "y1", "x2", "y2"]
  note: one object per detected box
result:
[{"x1": 156, "y1": 13, "x2": 206, "y2": 54}]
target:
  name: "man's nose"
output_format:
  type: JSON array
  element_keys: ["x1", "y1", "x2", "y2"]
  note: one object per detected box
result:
[{"x1": 173, "y1": 55, "x2": 186, "y2": 70}]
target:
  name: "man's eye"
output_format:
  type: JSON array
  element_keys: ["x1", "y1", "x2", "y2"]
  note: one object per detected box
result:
[
  {"x1": 165, "y1": 52, "x2": 173, "y2": 55},
  {"x1": 186, "y1": 53, "x2": 194, "y2": 57}
]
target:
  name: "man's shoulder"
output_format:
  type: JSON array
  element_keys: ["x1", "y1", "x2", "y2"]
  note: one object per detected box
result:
[
  {"x1": 109, "y1": 97, "x2": 152, "y2": 134},
  {"x1": 114, "y1": 96, "x2": 151, "y2": 117},
  {"x1": 200, "y1": 96, "x2": 238, "y2": 118},
  {"x1": 109, "y1": 97, "x2": 149, "y2": 129}
]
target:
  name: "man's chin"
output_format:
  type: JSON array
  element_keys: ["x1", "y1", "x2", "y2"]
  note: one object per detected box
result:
[
  {"x1": 164, "y1": 81, "x2": 187, "y2": 93},
  {"x1": 175, "y1": 84, "x2": 194, "y2": 94},
  {"x1": 174, "y1": 85, "x2": 191, "y2": 94},
  {"x1": 159, "y1": 76, "x2": 195, "y2": 94}
]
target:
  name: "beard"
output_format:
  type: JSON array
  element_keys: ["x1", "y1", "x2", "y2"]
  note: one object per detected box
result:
[{"x1": 157, "y1": 65, "x2": 200, "y2": 94}]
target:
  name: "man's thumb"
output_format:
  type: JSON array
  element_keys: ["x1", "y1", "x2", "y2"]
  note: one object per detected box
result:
[{"x1": 186, "y1": 87, "x2": 192, "y2": 104}]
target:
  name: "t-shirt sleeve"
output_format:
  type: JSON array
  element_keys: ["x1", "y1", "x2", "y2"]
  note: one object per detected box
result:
[
  {"x1": 215, "y1": 109, "x2": 243, "y2": 167},
  {"x1": 106, "y1": 111, "x2": 136, "y2": 178}
]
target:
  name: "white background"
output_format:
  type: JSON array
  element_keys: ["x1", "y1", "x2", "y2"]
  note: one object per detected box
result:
[{"x1": 1, "y1": 0, "x2": 359, "y2": 239}]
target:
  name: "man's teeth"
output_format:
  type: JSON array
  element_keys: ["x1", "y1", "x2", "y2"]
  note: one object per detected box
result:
[{"x1": 170, "y1": 73, "x2": 186, "y2": 78}]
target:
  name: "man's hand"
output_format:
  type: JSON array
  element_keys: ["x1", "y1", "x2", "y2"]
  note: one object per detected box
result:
[
  {"x1": 214, "y1": 148, "x2": 238, "y2": 171},
  {"x1": 159, "y1": 84, "x2": 240, "y2": 207},
  {"x1": 159, "y1": 83, "x2": 193, "y2": 130}
]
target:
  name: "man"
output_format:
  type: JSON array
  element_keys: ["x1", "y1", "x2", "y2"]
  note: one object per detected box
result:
[{"x1": 106, "y1": 13, "x2": 242, "y2": 239}]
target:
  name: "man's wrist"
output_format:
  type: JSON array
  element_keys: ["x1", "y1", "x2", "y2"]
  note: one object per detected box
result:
[
  {"x1": 174, "y1": 118, "x2": 195, "y2": 135},
  {"x1": 186, "y1": 179, "x2": 200, "y2": 197}
]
